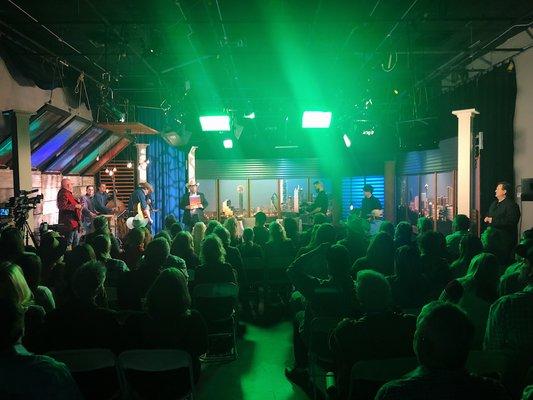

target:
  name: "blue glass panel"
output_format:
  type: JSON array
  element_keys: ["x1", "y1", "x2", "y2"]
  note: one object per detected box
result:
[{"x1": 68, "y1": 135, "x2": 121, "y2": 175}]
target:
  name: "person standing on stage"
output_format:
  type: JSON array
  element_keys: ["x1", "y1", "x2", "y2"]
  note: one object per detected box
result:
[
  {"x1": 94, "y1": 183, "x2": 115, "y2": 215},
  {"x1": 308, "y1": 180, "x2": 329, "y2": 215},
  {"x1": 128, "y1": 182, "x2": 154, "y2": 225},
  {"x1": 484, "y1": 181, "x2": 521, "y2": 252},
  {"x1": 57, "y1": 178, "x2": 82, "y2": 247},
  {"x1": 361, "y1": 184, "x2": 382, "y2": 218},
  {"x1": 80, "y1": 185, "x2": 98, "y2": 234},
  {"x1": 180, "y1": 180, "x2": 208, "y2": 230}
]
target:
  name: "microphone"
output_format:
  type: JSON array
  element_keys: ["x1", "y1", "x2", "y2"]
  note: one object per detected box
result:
[{"x1": 19, "y1": 189, "x2": 39, "y2": 195}]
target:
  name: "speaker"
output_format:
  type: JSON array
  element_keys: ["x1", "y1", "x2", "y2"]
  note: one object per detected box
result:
[{"x1": 521, "y1": 178, "x2": 533, "y2": 201}]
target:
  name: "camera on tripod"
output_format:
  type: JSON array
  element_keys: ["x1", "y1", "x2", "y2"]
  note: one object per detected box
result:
[{"x1": 2, "y1": 189, "x2": 44, "y2": 229}]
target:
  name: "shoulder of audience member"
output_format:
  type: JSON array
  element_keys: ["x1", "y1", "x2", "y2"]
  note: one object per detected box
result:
[
  {"x1": 23, "y1": 354, "x2": 82, "y2": 398},
  {"x1": 166, "y1": 254, "x2": 186, "y2": 268}
]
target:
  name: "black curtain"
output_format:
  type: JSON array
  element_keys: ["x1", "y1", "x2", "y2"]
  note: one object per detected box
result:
[{"x1": 436, "y1": 64, "x2": 517, "y2": 219}]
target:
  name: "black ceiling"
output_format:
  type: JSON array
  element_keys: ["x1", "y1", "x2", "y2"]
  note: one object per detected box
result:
[{"x1": 1, "y1": 0, "x2": 532, "y2": 158}]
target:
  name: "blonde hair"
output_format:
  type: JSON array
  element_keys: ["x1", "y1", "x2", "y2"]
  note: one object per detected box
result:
[
  {"x1": 0, "y1": 262, "x2": 32, "y2": 308},
  {"x1": 192, "y1": 221, "x2": 207, "y2": 256}
]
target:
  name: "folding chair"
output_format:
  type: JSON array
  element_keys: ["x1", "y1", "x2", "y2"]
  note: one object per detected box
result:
[
  {"x1": 308, "y1": 317, "x2": 341, "y2": 400},
  {"x1": 242, "y1": 256, "x2": 265, "y2": 286},
  {"x1": 119, "y1": 349, "x2": 195, "y2": 400},
  {"x1": 348, "y1": 357, "x2": 418, "y2": 400},
  {"x1": 193, "y1": 283, "x2": 239, "y2": 362},
  {"x1": 46, "y1": 348, "x2": 120, "y2": 400}
]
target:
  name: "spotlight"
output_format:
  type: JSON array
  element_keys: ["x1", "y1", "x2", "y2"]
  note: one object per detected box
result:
[
  {"x1": 127, "y1": 161, "x2": 133, "y2": 168},
  {"x1": 343, "y1": 134, "x2": 352, "y2": 148},
  {"x1": 244, "y1": 112, "x2": 256, "y2": 119},
  {"x1": 223, "y1": 139, "x2": 233, "y2": 149},
  {"x1": 200, "y1": 116, "x2": 231, "y2": 131},
  {"x1": 302, "y1": 111, "x2": 332, "y2": 128},
  {"x1": 393, "y1": 89, "x2": 399, "y2": 95}
]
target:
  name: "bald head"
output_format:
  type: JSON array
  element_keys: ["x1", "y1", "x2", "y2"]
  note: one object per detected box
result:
[{"x1": 61, "y1": 178, "x2": 72, "y2": 192}]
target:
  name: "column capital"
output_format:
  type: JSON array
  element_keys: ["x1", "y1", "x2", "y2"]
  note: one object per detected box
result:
[{"x1": 452, "y1": 108, "x2": 479, "y2": 117}]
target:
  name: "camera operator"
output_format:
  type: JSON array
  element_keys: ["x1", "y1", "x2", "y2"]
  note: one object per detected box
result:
[{"x1": 57, "y1": 178, "x2": 82, "y2": 247}]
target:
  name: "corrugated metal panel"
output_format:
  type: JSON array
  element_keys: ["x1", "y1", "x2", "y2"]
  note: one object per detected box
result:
[
  {"x1": 196, "y1": 158, "x2": 325, "y2": 179},
  {"x1": 398, "y1": 137, "x2": 457, "y2": 175},
  {"x1": 342, "y1": 175, "x2": 385, "y2": 219}
]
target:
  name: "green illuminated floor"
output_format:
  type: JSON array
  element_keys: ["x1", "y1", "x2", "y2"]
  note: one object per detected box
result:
[{"x1": 197, "y1": 321, "x2": 309, "y2": 400}]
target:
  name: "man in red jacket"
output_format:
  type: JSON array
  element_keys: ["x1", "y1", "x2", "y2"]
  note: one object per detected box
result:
[{"x1": 57, "y1": 178, "x2": 82, "y2": 247}]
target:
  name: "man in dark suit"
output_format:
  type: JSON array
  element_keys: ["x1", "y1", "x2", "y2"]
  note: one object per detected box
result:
[
  {"x1": 179, "y1": 180, "x2": 208, "y2": 230},
  {"x1": 57, "y1": 178, "x2": 82, "y2": 246}
]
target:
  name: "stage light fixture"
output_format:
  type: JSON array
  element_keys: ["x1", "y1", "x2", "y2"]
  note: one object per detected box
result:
[
  {"x1": 343, "y1": 134, "x2": 352, "y2": 148},
  {"x1": 223, "y1": 139, "x2": 233, "y2": 149},
  {"x1": 244, "y1": 112, "x2": 256, "y2": 119},
  {"x1": 302, "y1": 111, "x2": 332, "y2": 128},
  {"x1": 199, "y1": 115, "x2": 231, "y2": 131}
]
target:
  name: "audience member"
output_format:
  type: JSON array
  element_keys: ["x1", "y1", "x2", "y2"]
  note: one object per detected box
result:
[
  {"x1": 15, "y1": 252, "x2": 55, "y2": 312},
  {"x1": 154, "y1": 230, "x2": 172, "y2": 244},
  {"x1": 284, "y1": 217, "x2": 301, "y2": 251},
  {"x1": 286, "y1": 244, "x2": 358, "y2": 381},
  {"x1": 394, "y1": 221, "x2": 415, "y2": 250},
  {"x1": 418, "y1": 231, "x2": 452, "y2": 300},
  {"x1": 163, "y1": 214, "x2": 177, "y2": 234},
  {"x1": 296, "y1": 223, "x2": 336, "y2": 279},
  {"x1": 446, "y1": 214, "x2": 471, "y2": 261},
  {"x1": 171, "y1": 231, "x2": 201, "y2": 270},
  {"x1": 224, "y1": 217, "x2": 242, "y2": 247},
  {"x1": 0, "y1": 227, "x2": 25, "y2": 262},
  {"x1": 205, "y1": 219, "x2": 222, "y2": 236},
  {"x1": 440, "y1": 253, "x2": 500, "y2": 348},
  {"x1": 264, "y1": 221, "x2": 296, "y2": 259},
  {"x1": 387, "y1": 245, "x2": 427, "y2": 310},
  {"x1": 238, "y1": 228, "x2": 263, "y2": 259},
  {"x1": 92, "y1": 234, "x2": 129, "y2": 286},
  {"x1": 416, "y1": 217, "x2": 433, "y2": 236},
  {"x1": 38, "y1": 230, "x2": 67, "y2": 286},
  {"x1": 124, "y1": 268, "x2": 207, "y2": 381},
  {"x1": 121, "y1": 227, "x2": 145, "y2": 269},
  {"x1": 499, "y1": 239, "x2": 533, "y2": 296},
  {"x1": 482, "y1": 226, "x2": 509, "y2": 265},
  {"x1": 214, "y1": 226, "x2": 244, "y2": 276},
  {"x1": 170, "y1": 222, "x2": 183, "y2": 239},
  {"x1": 195, "y1": 234, "x2": 237, "y2": 286},
  {"x1": 337, "y1": 216, "x2": 368, "y2": 264},
  {"x1": 376, "y1": 301, "x2": 510, "y2": 400},
  {"x1": 450, "y1": 234, "x2": 483, "y2": 279},
  {"x1": 484, "y1": 246, "x2": 533, "y2": 358},
  {"x1": 331, "y1": 269, "x2": 416, "y2": 398},
  {"x1": 33, "y1": 261, "x2": 122, "y2": 354},
  {"x1": 84, "y1": 216, "x2": 121, "y2": 259},
  {"x1": 0, "y1": 299, "x2": 81, "y2": 399},
  {"x1": 379, "y1": 221, "x2": 395, "y2": 238},
  {"x1": 353, "y1": 232, "x2": 395, "y2": 277},
  {"x1": 192, "y1": 221, "x2": 207, "y2": 256},
  {"x1": 253, "y1": 212, "x2": 270, "y2": 247},
  {"x1": 55, "y1": 244, "x2": 96, "y2": 307}
]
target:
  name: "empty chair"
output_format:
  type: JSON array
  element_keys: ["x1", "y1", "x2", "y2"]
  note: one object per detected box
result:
[
  {"x1": 46, "y1": 348, "x2": 120, "y2": 400},
  {"x1": 193, "y1": 283, "x2": 239, "y2": 362},
  {"x1": 119, "y1": 349, "x2": 195, "y2": 400}
]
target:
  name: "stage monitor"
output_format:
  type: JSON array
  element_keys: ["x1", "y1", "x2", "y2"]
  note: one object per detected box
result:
[{"x1": 521, "y1": 178, "x2": 533, "y2": 201}]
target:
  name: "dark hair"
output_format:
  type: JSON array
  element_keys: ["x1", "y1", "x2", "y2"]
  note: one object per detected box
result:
[
  {"x1": 268, "y1": 221, "x2": 287, "y2": 243},
  {"x1": 205, "y1": 220, "x2": 222, "y2": 236},
  {"x1": 418, "y1": 231, "x2": 446, "y2": 257},
  {"x1": 283, "y1": 217, "x2": 298, "y2": 239},
  {"x1": 92, "y1": 234, "x2": 111, "y2": 257},
  {"x1": 356, "y1": 269, "x2": 391, "y2": 311},
  {"x1": 146, "y1": 268, "x2": 191, "y2": 318},
  {"x1": 465, "y1": 252, "x2": 500, "y2": 302},
  {"x1": 417, "y1": 217, "x2": 433, "y2": 234},
  {"x1": 15, "y1": 252, "x2": 42, "y2": 291},
  {"x1": 242, "y1": 228, "x2": 254, "y2": 243},
  {"x1": 126, "y1": 228, "x2": 145, "y2": 247},
  {"x1": 453, "y1": 214, "x2": 470, "y2": 233},
  {"x1": 93, "y1": 215, "x2": 109, "y2": 231},
  {"x1": 414, "y1": 301, "x2": 474, "y2": 370},
  {"x1": 313, "y1": 213, "x2": 327, "y2": 225},
  {"x1": 214, "y1": 226, "x2": 231, "y2": 247},
  {"x1": 366, "y1": 232, "x2": 395, "y2": 276},
  {"x1": 394, "y1": 245, "x2": 421, "y2": 279},
  {"x1": 143, "y1": 238, "x2": 170, "y2": 268},
  {"x1": 201, "y1": 234, "x2": 226, "y2": 265},
  {"x1": 169, "y1": 223, "x2": 183, "y2": 239},
  {"x1": 457, "y1": 234, "x2": 483, "y2": 265},
  {"x1": 363, "y1": 184, "x2": 374, "y2": 193},
  {"x1": 254, "y1": 212, "x2": 267, "y2": 225},
  {"x1": 64, "y1": 244, "x2": 96, "y2": 284},
  {"x1": 86, "y1": 185, "x2": 94, "y2": 190},
  {"x1": 164, "y1": 214, "x2": 177, "y2": 230},
  {"x1": 327, "y1": 244, "x2": 351, "y2": 278},
  {"x1": 71, "y1": 261, "x2": 106, "y2": 301},
  {"x1": 394, "y1": 221, "x2": 413, "y2": 245},
  {"x1": 0, "y1": 227, "x2": 24, "y2": 261},
  {"x1": 0, "y1": 299, "x2": 25, "y2": 349},
  {"x1": 154, "y1": 230, "x2": 172, "y2": 244},
  {"x1": 313, "y1": 180, "x2": 321, "y2": 186},
  {"x1": 379, "y1": 221, "x2": 394, "y2": 237},
  {"x1": 312, "y1": 223, "x2": 336, "y2": 248},
  {"x1": 497, "y1": 181, "x2": 512, "y2": 195},
  {"x1": 171, "y1": 231, "x2": 194, "y2": 259}
]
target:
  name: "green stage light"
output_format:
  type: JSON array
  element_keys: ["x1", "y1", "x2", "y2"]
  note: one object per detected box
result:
[
  {"x1": 244, "y1": 112, "x2": 256, "y2": 119},
  {"x1": 302, "y1": 111, "x2": 332, "y2": 128},
  {"x1": 199, "y1": 115, "x2": 231, "y2": 131},
  {"x1": 223, "y1": 139, "x2": 233, "y2": 148},
  {"x1": 343, "y1": 134, "x2": 352, "y2": 148}
]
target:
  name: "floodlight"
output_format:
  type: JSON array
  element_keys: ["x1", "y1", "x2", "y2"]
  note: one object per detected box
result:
[
  {"x1": 223, "y1": 139, "x2": 233, "y2": 149},
  {"x1": 199, "y1": 115, "x2": 231, "y2": 131},
  {"x1": 244, "y1": 112, "x2": 256, "y2": 119},
  {"x1": 343, "y1": 134, "x2": 352, "y2": 148},
  {"x1": 302, "y1": 111, "x2": 332, "y2": 128}
]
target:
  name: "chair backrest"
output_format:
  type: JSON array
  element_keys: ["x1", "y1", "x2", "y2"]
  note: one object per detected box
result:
[
  {"x1": 350, "y1": 357, "x2": 418, "y2": 382},
  {"x1": 119, "y1": 349, "x2": 192, "y2": 372},
  {"x1": 466, "y1": 350, "x2": 515, "y2": 377},
  {"x1": 308, "y1": 317, "x2": 341, "y2": 363},
  {"x1": 268, "y1": 256, "x2": 294, "y2": 270},
  {"x1": 193, "y1": 283, "x2": 239, "y2": 299},
  {"x1": 46, "y1": 348, "x2": 117, "y2": 372},
  {"x1": 243, "y1": 257, "x2": 264, "y2": 270}
]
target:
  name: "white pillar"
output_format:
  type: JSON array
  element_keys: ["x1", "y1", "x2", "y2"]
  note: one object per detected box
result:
[
  {"x1": 135, "y1": 143, "x2": 149, "y2": 184},
  {"x1": 452, "y1": 108, "x2": 479, "y2": 216},
  {"x1": 188, "y1": 146, "x2": 198, "y2": 182}
]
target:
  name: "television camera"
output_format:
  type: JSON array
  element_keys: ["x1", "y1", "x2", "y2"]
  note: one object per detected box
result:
[{"x1": 0, "y1": 189, "x2": 43, "y2": 246}]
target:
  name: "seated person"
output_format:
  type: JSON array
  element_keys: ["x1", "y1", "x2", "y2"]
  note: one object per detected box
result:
[
  {"x1": 450, "y1": 234, "x2": 483, "y2": 279},
  {"x1": 499, "y1": 238, "x2": 533, "y2": 296},
  {"x1": 171, "y1": 231, "x2": 201, "y2": 271},
  {"x1": 446, "y1": 214, "x2": 471, "y2": 261},
  {"x1": 124, "y1": 268, "x2": 207, "y2": 382},
  {"x1": 15, "y1": 252, "x2": 55, "y2": 312},
  {"x1": 337, "y1": 217, "x2": 368, "y2": 264},
  {"x1": 252, "y1": 212, "x2": 270, "y2": 248},
  {"x1": 32, "y1": 261, "x2": 122, "y2": 354},
  {"x1": 376, "y1": 301, "x2": 510, "y2": 400},
  {"x1": 195, "y1": 235, "x2": 237, "y2": 286},
  {"x1": 121, "y1": 227, "x2": 145, "y2": 270},
  {"x1": 0, "y1": 299, "x2": 81, "y2": 399},
  {"x1": 264, "y1": 221, "x2": 296, "y2": 260},
  {"x1": 83, "y1": 216, "x2": 121, "y2": 259},
  {"x1": 118, "y1": 238, "x2": 186, "y2": 311},
  {"x1": 92, "y1": 234, "x2": 129, "y2": 287},
  {"x1": 286, "y1": 244, "x2": 358, "y2": 381},
  {"x1": 353, "y1": 232, "x2": 395, "y2": 277},
  {"x1": 331, "y1": 270, "x2": 416, "y2": 398},
  {"x1": 237, "y1": 228, "x2": 264, "y2": 259},
  {"x1": 213, "y1": 226, "x2": 244, "y2": 278}
]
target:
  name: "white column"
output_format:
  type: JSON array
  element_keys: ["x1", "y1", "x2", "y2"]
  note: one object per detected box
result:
[
  {"x1": 135, "y1": 143, "x2": 149, "y2": 184},
  {"x1": 188, "y1": 146, "x2": 198, "y2": 182},
  {"x1": 452, "y1": 108, "x2": 479, "y2": 216}
]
